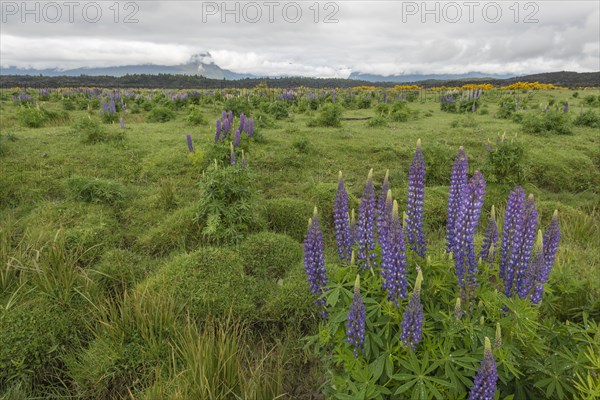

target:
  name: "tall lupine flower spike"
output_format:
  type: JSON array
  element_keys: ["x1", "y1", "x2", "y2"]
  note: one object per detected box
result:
[
  {"x1": 233, "y1": 128, "x2": 241, "y2": 148},
  {"x1": 376, "y1": 170, "x2": 391, "y2": 236},
  {"x1": 186, "y1": 133, "x2": 194, "y2": 153},
  {"x1": 230, "y1": 143, "x2": 236, "y2": 166},
  {"x1": 480, "y1": 205, "x2": 499, "y2": 265},
  {"x1": 400, "y1": 270, "x2": 424, "y2": 350},
  {"x1": 511, "y1": 194, "x2": 538, "y2": 298},
  {"x1": 381, "y1": 200, "x2": 408, "y2": 306},
  {"x1": 453, "y1": 171, "x2": 486, "y2": 290},
  {"x1": 357, "y1": 169, "x2": 377, "y2": 268},
  {"x1": 469, "y1": 337, "x2": 498, "y2": 400},
  {"x1": 215, "y1": 119, "x2": 221, "y2": 142},
  {"x1": 447, "y1": 146, "x2": 469, "y2": 253},
  {"x1": 499, "y1": 187, "x2": 526, "y2": 293},
  {"x1": 248, "y1": 116, "x2": 254, "y2": 137},
  {"x1": 303, "y1": 207, "x2": 328, "y2": 316},
  {"x1": 334, "y1": 172, "x2": 352, "y2": 264},
  {"x1": 346, "y1": 274, "x2": 367, "y2": 357},
  {"x1": 406, "y1": 139, "x2": 426, "y2": 257},
  {"x1": 525, "y1": 210, "x2": 560, "y2": 304}
]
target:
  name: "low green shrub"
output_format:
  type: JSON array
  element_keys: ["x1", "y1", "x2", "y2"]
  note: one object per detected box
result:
[
  {"x1": 264, "y1": 197, "x2": 314, "y2": 242},
  {"x1": 93, "y1": 249, "x2": 153, "y2": 297},
  {"x1": 146, "y1": 106, "x2": 175, "y2": 123},
  {"x1": 482, "y1": 139, "x2": 525, "y2": 185},
  {"x1": 520, "y1": 110, "x2": 572, "y2": 135},
  {"x1": 185, "y1": 106, "x2": 207, "y2": 126},
  {"x1": 307, "y1": 104, "x2": 342, "y2": 127},
  {"x1": 240, "y1": 232, "x2": 302, "y2": 280},
  {"x1": 196, "y1": 162, "x2": 265, "y2": 244},
  {"x1": 136, "y1": 204, "x2": 202, "y2": 256},
  {"x1": 67, "y1": 176, "x2": 126, "y2": 206},
  {"x1": 573, "y1": 109, "x2": 600, "y2": 129},
  {"x1": 145, "y1": 248, "x2": 259, "y2": 320}
]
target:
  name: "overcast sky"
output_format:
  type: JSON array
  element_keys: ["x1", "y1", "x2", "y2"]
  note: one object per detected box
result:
[{"x1": 1, "y1": 1, "x2": 599, "y2": 77}]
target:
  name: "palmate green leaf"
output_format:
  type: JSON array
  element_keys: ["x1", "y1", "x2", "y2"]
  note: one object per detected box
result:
[
  {"x1": 394, "y1": 378, "x2": 417, "y2": 396},
  {"x1": 373, "y1": 353, "x2": 386, "y2": 381}
]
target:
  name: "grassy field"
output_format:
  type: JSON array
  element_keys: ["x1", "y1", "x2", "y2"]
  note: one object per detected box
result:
[{"x1": 0, "y1": 87, "x2": 599, "y2": 399}]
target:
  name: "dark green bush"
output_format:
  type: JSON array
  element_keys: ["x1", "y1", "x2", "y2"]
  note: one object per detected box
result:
[
  {"x1": 0, "y1": 301, "x2": 79, "y2": 389},
  {"x1": 18, "y1": 106, "x2": 68, "y2": 128},
  {"x1": 308, "y1": 103, "x2": 342, "y2": 127},
  {"x1": 137, "y1": 204, "x2": 202, "y2": 256},
  {"x1": 146, "y1": 106, "x2": 175, "y2": 123},
  {"x1": 224, "y1": 97, "x2": 253, "y2": 116},
  {"x1": 196, "y1": 162, "x2": 265, "y2": 244},
  {"x1": 93, "y1": 249, "x2": 153, "y2": 297},
  {"x1": 423, "y1": 186, "x2": 449, "y2": 233},
  {"x1": 67, "y1": 176, "x2": 126, "y2": 206},
  {"x1": 482, "y1": 139, "x2": 525, "y2": 185},
  {"x1": 264, "y1": 197, "x2": 314, "y2": 242},
  {"x1": 74, "y1": 117, "x2": 124, "y2": 144},
  {"x1": 267, "y1": 102, "x2": 289, "y2": 120},
  {"x1": 185, "y1": 106, "x2": 207, "y2": 126},
  {"x1": 264, "y1": 263, "x2": 318, "y2": 330},
  {"x1": 240, "y1": 232, "x2": 302, "y2": 280},
  {"x1": 423, "y1": 144, "x2": 455, "y2": 185},
  {"x1": 520, "y1": 110, "x2": 572, "y2": 135},
  {"x1": 573, "y1": 110, "x2": 600, "y2": 129},
  {"x1": 146, "y1": 248, "x2": 258, "y2": 319}
]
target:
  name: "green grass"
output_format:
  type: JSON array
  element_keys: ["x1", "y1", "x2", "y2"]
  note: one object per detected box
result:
[{"x1": 0, "y1": 87, "x2": 598, "y2": 398}]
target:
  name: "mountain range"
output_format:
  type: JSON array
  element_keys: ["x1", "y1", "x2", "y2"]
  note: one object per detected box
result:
[{"x1": 1, "y1": 53, "x2": 515, "y2": 83}]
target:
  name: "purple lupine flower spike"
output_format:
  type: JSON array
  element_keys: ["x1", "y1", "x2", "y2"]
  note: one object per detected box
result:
[
  {"x1": 529, "y1": 210, "x2": 560, "y2": 303},
  {"x1": 186, "y1": 133, "x2": 194, "y2": 153},
  {"x1": 480, "y1": 205, "x2": 499, "y2": 266},
  {"x1": 514, "y1": 194, "x2": 538, "y2": 298},
  {"x1": 357, "y1": 169, "x2": 377, "y2": 268},
  {"x1": 334, "y1": 171, "x2": 352, "y2": 264},
  {"x1": 346, "y1": 274, "x2": 366, "y2": 357},
  {"x1": 447, "y1": 146, "x2": 469, "y2": 253},
  {"x1": 377, "y1": 189, "x2": 394, "y2": 255},
  {"x1": 230, "y1": 143, "x2": 236, "y2": 166},
  {"x1": 381, "y1": 200, "x2": 408, "y2": 306},
  {"x1": 499, "y1": 187, "x2": 526, "y2": 295},
  {"x1": 521, "y1": 230, "x2": 545, "y2": 302},
  {"x1": 303, "y1": 207, "x2": 328, "y2": 316},
  {"x1": 469, "y1": 337, "x2": 498, "y2": 400},
  {"x1": 248, "y1": 117, "x2": 254, "y2": 137},
  {"x1": 454, "y1": 171, "x2": 486, "y2": 290},
  {"x1": 215, "y1": 119, "x2": 221, "y2": 142},
  {"x1": 400, "y1": 270, "x2": 424, "y2": 350},
  {"x1": 233, "y1": 128, "x2": 241, "y2": 148},
  {"x1": 543, "y1": 210, "x2": 560, "y2": 275},
  {"x1": 406, "y1": 139, "x2": 426, "y2": 257}
]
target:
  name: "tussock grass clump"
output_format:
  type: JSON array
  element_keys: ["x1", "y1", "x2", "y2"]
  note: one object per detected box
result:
[
  {"x1": 240, "y1": 232, "x2": 302, "y2": 280},
  {"x1": 67, "y1": 175, "x2": 126, "y2": 206},
  {"x1": 264, "y1": 197, "x2": 314, "y2": 242}
]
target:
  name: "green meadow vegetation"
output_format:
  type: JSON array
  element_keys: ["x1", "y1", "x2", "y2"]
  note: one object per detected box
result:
[{"x1": 0, "y1": 86, "x2": 599, "y2": 399}]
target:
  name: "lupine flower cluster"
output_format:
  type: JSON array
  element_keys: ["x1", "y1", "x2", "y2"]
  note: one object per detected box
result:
[
  {"x1": 356, "y1": 169, "x2": 377, "y2": 268},
  {"x1": 101, "y1": 99, "x2": 117, "y2": 116},
  {"x1": 303, "y1": 207, "x2": 328, "y2": 317},
  {"x1": 501, "y1": 190, "x2": 538, "y2": 298},
  {"x1": 380, "y1": 200, "x2": 408, "y2": 306},
  {"x1": 453, "y1": 171, "x2": 486, "y2": 290},
  {"x1": 406, "y1": 139, "x2": 426, "y2": 257},
  {"x1": 469, "y1": 337, "x2": 498, "y2": 400},
  {"x1": 446, "y1": 147, "x2": 469, "y2": 253},
  {"x1": 333, "y1": 172, "x2": 353, "y2": 263},
  {"x1": 215, "y1": 110, "x2": 234, "y2": 142},
  {"x1": 346, "y1": 274, "x2": 366, "y2": 357},
  {"x1": 13, "y1": 93, "x2": 35, "y2": 104},
  {"x1": 400, "y1": 270, "x2": 424, "y2": 350}
]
